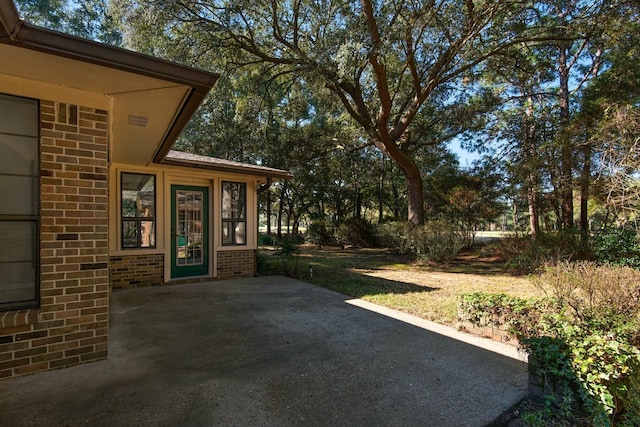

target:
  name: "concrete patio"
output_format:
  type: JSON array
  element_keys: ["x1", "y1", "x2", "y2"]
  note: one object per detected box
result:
[{"x1": 0, "y1": 276, "x2": 528, "y2": 426}]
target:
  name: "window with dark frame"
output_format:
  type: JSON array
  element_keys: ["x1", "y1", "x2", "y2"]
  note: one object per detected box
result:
[
  {"x1": 221, "y1": 181, "x2": 246, "y2": 246},
  {"x1": 0, "y1": 93, "x2": 39, "y2": 311},
  {"x1": 121, "y1": 172, "x2": 156, "y2": 249}
]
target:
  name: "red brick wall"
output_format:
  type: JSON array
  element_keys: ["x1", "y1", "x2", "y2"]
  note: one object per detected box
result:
[
  {"x1": 109, "y1": 254, "x2": 164, "y2": 290},
  {"x1": 217, "y1": 250, "x2": 255, "y2": 279},
  {"x1": 0, "y1": 101, "x2": 109, "y2": 379}
]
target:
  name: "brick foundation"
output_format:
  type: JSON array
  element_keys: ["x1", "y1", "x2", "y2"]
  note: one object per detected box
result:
[
  {"x1": 456, "y1": 318, "x2": 520, "y2": 347},
  {"x1": 217, "y1": 250, "x2": 255, "y2": 279},
  {"x1": 0, "y1": 101, "x2": 109, "y2": 379},
  {"x1": 109, "y1": 254, "x2": 164, "y2": 290}
]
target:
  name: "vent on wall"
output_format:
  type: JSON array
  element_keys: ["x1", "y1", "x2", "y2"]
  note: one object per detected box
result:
[{"x1": 128, "y1": 114, "x2": 149, "y2": 127}]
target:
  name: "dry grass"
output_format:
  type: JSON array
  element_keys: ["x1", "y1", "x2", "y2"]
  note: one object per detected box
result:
[{"x1": 261, "y1": 245, "x2": 544, "y2": 326}]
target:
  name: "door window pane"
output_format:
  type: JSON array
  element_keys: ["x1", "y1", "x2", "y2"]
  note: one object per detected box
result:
[{"x1": 176, "y1": 190, "x2": 204, "y2": 265}]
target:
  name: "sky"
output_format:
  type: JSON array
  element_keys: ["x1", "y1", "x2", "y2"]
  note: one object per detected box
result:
[{"x1": 447, "y1": 140, "x2": 482, "y2": 168}]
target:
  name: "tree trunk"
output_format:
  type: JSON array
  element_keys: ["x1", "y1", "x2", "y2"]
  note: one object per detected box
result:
[
  {"x1": 524, "y1": 95, "x2": 540, "y2": 238},
  {"x1": 527, "y1": 188, "x2": 539, "y2": 238},
  {"x1": 266, "y1": 189, "x2": 272, "y2": 235},
  {"x1": 391, "y1": 182, "x2": 401, "y2": 219},
  {"x1": 372, "y1": 135, "x2": 424, "y2": 226},
  {"x1": 579, "y1": 46, "x2": 601, "y2": 243},
  {"x1": 404, "y1": 167, "x2": 424, "y2": 227},
  {"x1": 277, "y1": 181, "x2": 287, "y2": 238},
  {"x1": 378, "y1": 165, "x2": 384, "y2": 223},
  {"x1": 580, "y1": 141, "x2": 591, "y2": 242},
  {"x1": 513, "y1": 201, "x2": 518, "y2": 236},
  {"x1": 286, "y1": 212, "x2": 291, "y2": 234},
  {"x1": 558, "y1": 44, "x2": 574, "y2": 229}
]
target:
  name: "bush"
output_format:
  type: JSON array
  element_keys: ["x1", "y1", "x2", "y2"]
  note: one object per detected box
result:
[
  {"x1": 258, "y1": 233, "x2": 277, "y2": 246},
  {"x1": 255, "y1": 250, "x2": 273, "y2": 276},
  {"x1": 459, "y1": 262, "x2": 640, "y2": 424},
  {"x1": 410, "y1": 220, "x2": 465, "y2": 262},
  {"x1": 305, "y1": 220, "x2": 335, "y2": 247},
  {"x1": 591, "y1": 227, "x2": 640, "y2": 268},
  {"x1": 481, "y1": 230, "x2": 586, "y2": 274},
  {"x1": 274, "y1": 237, "x2": 300, "y2": 277},
  {"x1": 376, "y1": 220, "x2": 464, "y2": 261},
  {"x1": 533, "y1": 261, "x2": 640, "y2": 320},
  {"x1": 334, "y1": 218, "x2": 378, "y2": 248},
  {"x1": 533, "y1": 262, "x2": 640, "y2": 422},
  {"x1": 375, "y1": 222, "x2": 413, "y2": 254}
]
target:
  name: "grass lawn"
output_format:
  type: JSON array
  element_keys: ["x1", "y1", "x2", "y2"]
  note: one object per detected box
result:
[{"x1": 260, "y1": 244, "x2": 543, "y2": 326}]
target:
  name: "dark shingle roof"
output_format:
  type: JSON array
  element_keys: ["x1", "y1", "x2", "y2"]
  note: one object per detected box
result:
[{"x1": 164, "y1": 150, "x2": 292, "y2": 180}]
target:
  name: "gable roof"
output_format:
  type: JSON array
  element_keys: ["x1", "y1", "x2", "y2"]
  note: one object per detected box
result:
[
  {"x1": 0, "y1": 1, "x2": 219, "y2": 165},
  {"x1": 164, "y1": 150, "x2": 292, "y2": 180}
]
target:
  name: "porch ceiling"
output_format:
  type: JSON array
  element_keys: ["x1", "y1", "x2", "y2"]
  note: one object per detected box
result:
[{"x1": 0, "y1": 2, "x2": 218, "y2": 165}]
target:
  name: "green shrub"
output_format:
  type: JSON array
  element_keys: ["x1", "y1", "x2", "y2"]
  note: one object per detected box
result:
[
  {"x1": 305, "y1": 220, "x2": 335, "y2": 247},
  {"x1": 255, "y1": 250, "x2": 273, "y2": 275},
  {"x1": 410, "y1": 220, "x2": 465, "y2": 262},
  {"x1": 591, "y1": 227, "x2": 640, "y2": 268},
  {"x1": 258, "y1": 233, "x2": 277, "y2": 246},
  {"x1": 533, "y1": 261, "x2": 640, "y2": 320},
  {"x1": 375, "y1": 222, "x2": 413, "y2": 254},
  {"x1": 459, "y1": 262, "x2": 640, "y2": 424},
  {"x1": 376, "y1": 220, "x2": 464, "y2": 261},
  {"x1": 481, "y1": 230, "x2": 586, "y2": 274},
  {"x1": 274, "y1": 237, "x2": 300, "y2": 277},
  {"x1": 334, "y1": 218, "x2": 378, "y2": 248}
]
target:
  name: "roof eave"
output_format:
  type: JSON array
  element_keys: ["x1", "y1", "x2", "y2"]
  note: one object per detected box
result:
[
  {"x1": 0, "y1": 3, "x2": 219, "y2": 163},
  {"x1": 161, "y1": 158, "x2": 293, "y2": 180},
  {"x1": 0, "y1": 20, "x2": 219, "y2": 89},
  {"x1": 0, "y1": 2, "x2": 20, "y2": 39}
]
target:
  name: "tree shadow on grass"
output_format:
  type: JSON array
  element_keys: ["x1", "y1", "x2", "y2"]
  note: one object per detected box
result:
[
  {"x1": 301, "y1": 258, "x2": 439, "y2": 298},
  {"x1": 299, "y1": 245, "x2": 517, "y2": 278},
  {"x1": 412, "y1": 248, "x2": 515, "y2": 276}
]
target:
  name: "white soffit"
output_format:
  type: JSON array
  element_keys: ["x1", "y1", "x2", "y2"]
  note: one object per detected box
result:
[
  {"x1": 0, "y1": 44, "x2": 183, "y2": 95},
  {"x1": 111, "y1": 86, "x2": 191, "y2": 165},
  {"x1": 0, "y1": 43, "x2": 193, "y2": 165}
]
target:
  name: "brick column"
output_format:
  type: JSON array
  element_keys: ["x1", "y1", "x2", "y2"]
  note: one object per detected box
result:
[{"x1": 0, "y1": 101, "x2": 109, "y2": 379}]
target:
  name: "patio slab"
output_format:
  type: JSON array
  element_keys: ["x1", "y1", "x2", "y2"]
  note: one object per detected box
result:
[{"x1": 0, "y1": 276, "x2": 528, "y2": 426}]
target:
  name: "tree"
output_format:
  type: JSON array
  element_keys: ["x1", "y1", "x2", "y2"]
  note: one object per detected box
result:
[
  {"x1": 15, "y1": 0, "x2": 122, "y2": 45},
  {"x1": 444, "y1": 165, "x2": 505, "y2": 247},
  {"x1": 14, "y1": 0, "x2": 67, "y2": 30},
  {"x1": 584, "y1": 14, "x2": 640, "y2": 225},
  {"x1": 474, "y1": 0, "x2": 638, "y2": 237},
  {"x1": 481, "y1": 41, "x2": 556, "y2": 238},
  {"x1": 114, "y1": 0, "x2": 553, "y2": 225},
  {"x1": 594, "y1": 105, "x2": 640, "y2": 224}
]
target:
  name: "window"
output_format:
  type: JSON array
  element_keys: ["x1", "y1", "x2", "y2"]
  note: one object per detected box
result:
[
  {"x1": 0, "y1": 93, "x2": 39, "y2": 310},
  {"x1": 221, "y1": 181, "x2": 246, "y2": 245},
  {"x1": 121, "y1": 172, "x2": 156, "y2": 249}
]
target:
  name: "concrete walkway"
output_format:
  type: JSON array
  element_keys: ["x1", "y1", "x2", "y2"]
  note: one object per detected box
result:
[{"x1": 0, "y1": 276, "x2": 528, "y2": 426}]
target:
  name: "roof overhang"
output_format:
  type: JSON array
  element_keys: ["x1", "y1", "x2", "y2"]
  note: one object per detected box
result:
[
  {"x1": 164, "y1": 150, "x2": 293, "y2": 180},
  {"x1": 0, "y1": 1, "x2": 219, "y2": 165}
]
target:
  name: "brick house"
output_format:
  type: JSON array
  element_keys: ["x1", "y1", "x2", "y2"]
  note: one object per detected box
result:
[{"x1": 0, "y1": 2, "x2": 290, "y2": 379}]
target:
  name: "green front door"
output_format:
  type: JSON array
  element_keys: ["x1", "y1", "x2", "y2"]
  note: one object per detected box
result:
[{"x1": 171, "y1": 185, "x2": 209, "y2": 278}]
